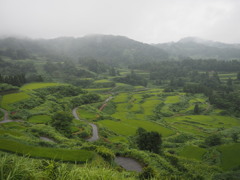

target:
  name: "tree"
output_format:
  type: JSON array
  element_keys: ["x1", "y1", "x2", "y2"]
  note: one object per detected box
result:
[
  {"x1": 205, "y1": 134, "x2": 222, "y2": 146},
  {"x1": 136, "y1": 128, "x2": 162, "y2": 154},
  {"x1": 237, "y1": 72, "x2": 240, "y2": 81},
  {"x1": 232, "y1": 133, "x2": 238, "y2": 142},
  {"x1": 227, "y1": 78, "x2": 233, "y2": 86},
  {"x1": 194, "y1": 104, "x2": 199, "y2": 114},
  {"x1": 51, "y1": 111, "x2": 73, "y2": 137}
]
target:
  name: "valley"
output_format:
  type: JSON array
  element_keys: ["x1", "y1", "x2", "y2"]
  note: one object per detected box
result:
[{"x1": 0, "y1": 36, "x2": 240, "y2": 179}]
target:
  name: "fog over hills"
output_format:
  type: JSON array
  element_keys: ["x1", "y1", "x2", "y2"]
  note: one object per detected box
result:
[
  {"x1": 154, "y1": 37, "x2": 240, "y2": 60},
  {"x1": 0, "y1": 35, "x2": 168, "y2": 65},
  {"x1": 0, "y1": 35, "x2": 240, "y2": 64}
]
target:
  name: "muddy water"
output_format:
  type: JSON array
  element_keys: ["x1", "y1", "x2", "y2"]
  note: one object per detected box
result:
[{"x1": 115, "y1": 156, "x2": 143, "y2": 172}]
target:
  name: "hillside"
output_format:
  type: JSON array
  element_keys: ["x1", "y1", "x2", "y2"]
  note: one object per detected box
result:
[
  {"x1": 154, "y1": 37, "x2": 240, "y2": 60},
  {"x1": 0, "y1": 35, "x2": 169, "y2": 65}
]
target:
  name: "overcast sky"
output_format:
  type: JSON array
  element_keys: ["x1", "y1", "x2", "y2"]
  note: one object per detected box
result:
[{"x1": 0, "y1": 0, "x2": 240, "y2": 43}]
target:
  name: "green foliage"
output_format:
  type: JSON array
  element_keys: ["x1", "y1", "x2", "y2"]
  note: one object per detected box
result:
[
  {"x1": 20, "y1": 82, "x2": 61, "y2": 90},
  {"x1": 0, "y1": 137, "x2": 94, "y2": 162},
  {"x1": 179, "y1": 146, "x2": 207, "y2": 161},
  {"x1": 51, "y1": 111, "x2": 73, "y2": 137},
  {"x1": 232, "y1": 132, "x2": 239, "y2": 142},
  {"x1": 168, "y1": 133, "x2": 195, "y2": 143},
  {"x1": 95, "y1": 146, "x2": 115, "y2": 162},
  {"x1": 139, "y1": 166, "x2": 156, "y2": 180},
  {"x1": 194, "y1": 104, "x2": 199, "y2": 114},
  {"x1": 202, "y1": 148, "x2": 221, "y2": 166},
  {"x1": 113, "y1": 70, "x2": 147, "y2": 87},
  {"x1": 217, "y1": 143, "x2": 240, "y2": 170},
  {"x1": 1, "y1": 92, "x2": 30, "y2": 110},
  {"x1": 205, "y1": 134, "x2": 222, "y2": 147},
  {"x1": 0, "y1": 153, "x2": 136, "y2": 180},
  {"x1": 213, "y1": 170, "x2": 240, "y2": 180},
  {"x1": 0, "y1": 83, "x2": 19, "y2": 92},
  {"x1": 10, "y1": 109, "x2": 31, "y2": 120},
  {"x1": 136, "y1": 128, "x2": 162, "y2": 154},
  {"x1": 28, "y1": 115, "x2": 52, "y2": 124}
]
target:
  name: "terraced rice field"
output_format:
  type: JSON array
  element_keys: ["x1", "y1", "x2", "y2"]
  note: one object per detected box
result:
[
  {"x1": 0, "y1": 92, "x2": 30, "y2": 110},
  {"x1": 217, "y1": 143, "x2": 240, "y2": 170},
  {"x1": 164, "y1": 115, "x2": 240, "y2": 135},
  {"x1": 98, "y1": 119, "x2": 174, "y2": 137},
  {"x1": 98, "y1": 91, "x2": 174, "y2": 137},
  {"x1": 0, "y1": 137, "x2": 95, "y2": 162},
  {"x1": 77, "y1": 108, "x2": 97, "y2": 121},
  {"x1": 28, "y1": 115, "x2": 52, "y2": 124},
  {"x1": 20, "y1": 82, "x2": 62, "y2": 90},
  {"x1": 179, "y1": 146, "x2": 207, "y2": 161},
  {"x1": 165, "y1": 96, "x2": 181, "y2": 104}
]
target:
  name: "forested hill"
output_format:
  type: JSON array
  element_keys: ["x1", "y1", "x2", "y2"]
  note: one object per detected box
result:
[
  {"x1": 154, "y1": 37, "x2": 240, "y2": 60},
  {"x1": 0, "y1": 35, "x2": 169, "y2": 65}
]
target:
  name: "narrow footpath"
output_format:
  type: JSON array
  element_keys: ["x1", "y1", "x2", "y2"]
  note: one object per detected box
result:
[
  {"x1": 72, "y1": 107, "x2": 99, "y2": 142},
  {"x1": 0, "y1": 108, "x2": 23, "y2": 124}
]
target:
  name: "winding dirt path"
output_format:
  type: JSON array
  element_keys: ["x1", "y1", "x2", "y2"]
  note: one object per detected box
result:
[
  {"x1": 72, "y1": 107, "x2": 99, "y2": 142},
  {"x1": 0, "y1": 108, "x2": 23, "y2": 124},
  {"x1": 72, "y1": 96, "x2": 113, "y2": 142}
]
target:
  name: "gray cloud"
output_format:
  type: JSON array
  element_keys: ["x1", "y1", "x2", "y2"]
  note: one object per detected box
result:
[{"x1": 0, "y1": 0, "x2": 240, "y2": 43}]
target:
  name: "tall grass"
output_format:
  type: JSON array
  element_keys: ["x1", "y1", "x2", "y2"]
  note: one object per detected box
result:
[{"x1": 0, "y1": 153, "x2": 137, "y2": 180}]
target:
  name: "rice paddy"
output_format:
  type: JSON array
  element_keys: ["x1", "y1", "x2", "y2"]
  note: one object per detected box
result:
[
  {"x1": 0, "y1": 92, "x2": 30, "y2": 110},
  {"x1": 20, "y1": 82, "x2": 62, "y2": 90}
]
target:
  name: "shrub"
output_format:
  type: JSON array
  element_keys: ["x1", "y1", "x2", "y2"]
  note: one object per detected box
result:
[
  {"x1": 139, "y1": 166, "x2": 156, "y2": 180},
  {"x1": 205, "y1": 134, "x2": 222, "y2": 146}
]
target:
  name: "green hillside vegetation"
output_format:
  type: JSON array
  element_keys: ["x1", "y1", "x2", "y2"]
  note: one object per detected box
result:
[
  {"x1": 179, "y1": 146, "x2": 207, "y2": 161},
  {"x1": 21, "y1": 82, "x2": 62, "y2": 90},
  {"x1": 0, "y1": 138, "x2": 94, "y2": 163},
  {"x1": 1, "y1": 43, "x2": 240, "y2": 179},
  {"x1": 1, "y1": 92, "x2": 30, "y2": 110},
  {"x1": 217, "y1": 144, "x2": 240, "y2": 170}
]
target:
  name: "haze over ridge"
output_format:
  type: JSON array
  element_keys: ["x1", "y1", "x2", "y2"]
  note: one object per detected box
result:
[{"x1": 0, "y1": 0, "x2": 240, "y2": 44}]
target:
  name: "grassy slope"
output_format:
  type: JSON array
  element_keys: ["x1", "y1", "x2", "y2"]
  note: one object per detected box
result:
[
  {"x1": 0, "y1": 137, "x2": 95, "y2": 163},
  {"x1": 179, "y1": 146, "x2": 207, "y2": 161},
  {"x1": 28, "y1": 115, "x2": 52, "y2": 124},
  {"x1": 217, "y1": 143, "x2": 240, "y2": 170},
  {"x1": 0, "y1": 92, "x2": 30, "y2": 110},
  {"x1": 20, "y1": 82, "x2": 62, "y2": 90}
]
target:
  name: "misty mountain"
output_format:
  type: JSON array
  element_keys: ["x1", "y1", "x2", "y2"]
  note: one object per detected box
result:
[
  {"x1": 0, "y1": 35, "x2": 169, "y2": 65},
  {"x1": 154, "y1": 37, "x2": 240, "y2": 60}
]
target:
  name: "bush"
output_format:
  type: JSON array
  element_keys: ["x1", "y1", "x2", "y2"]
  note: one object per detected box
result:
[
  {"x1": 51, "y1": 111, "x2": 73, "y2": 137},
  {"x1": 95, "y1": 146, "x2": 115, "y2": 162},
  {"x1": 139, "y1": 166, "x2": 156, "y2": 180},
  {"x1": 205, "y1": 134, "x2": 222, "y2": 146},
  {"x1": 78, "y1": 132, "x2": 89, "y2": 138}
]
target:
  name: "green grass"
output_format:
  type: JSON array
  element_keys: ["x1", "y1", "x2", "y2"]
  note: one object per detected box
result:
[
  {"x1": 108, "y1": 136, "x2": 128, "y2": 143},
  {"x1": 0, "y1": 92, "x2": 30, "y2": 110},
  {"x1": 0, "y1": 137, "x2": 95, "y2": 163},
  {"x1": 164, "y1": 115, "x2": 240, "y2": 135},
  {"x1": 93, "y1": 79, "x2": 112, "y2": 83},
  {"x1": 165, "y1": 96, "x2": 180, "y2": 104},
  {"x1": 78, "y1": 108, "x2": 97, "y2": 120},
  {"x1": 0, "y1": 110, "x2": 4, "y2": 120},
  {"x1": 142, "y1": 99, "x2": 161, "y2": 115},
  {"x1": 98, "y1": 119, "x2": 174, "y2": 137},
  {"x1": 179, "y1": 146, "x2": 207, "y2": 161},
  {"x1": 84, "y1": 88, "x2": 112, "y2": 92},
  {"x1": 0, "y1": 129, "x2": 24, "y2": 137},
  {"x1": 217, "y1": 143, "x2": 240, "y2": 170},
  {"x1": 20, "y1": 82, "x2": 62, "y2": 90},
  {"x1": 112, "y1": 93, "x2": 129, "y2": 103},
  {"x1": 28, "y1": 115, "x2": 52, "y2": 124}
]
